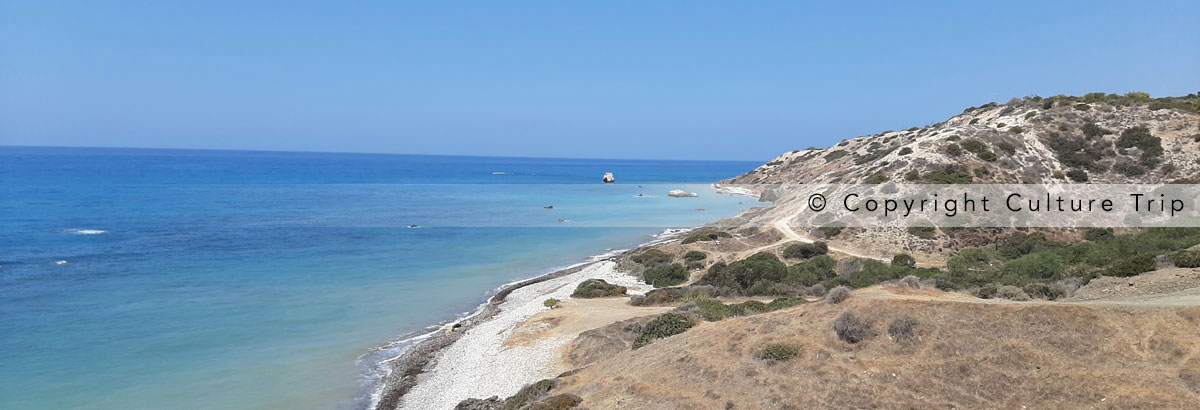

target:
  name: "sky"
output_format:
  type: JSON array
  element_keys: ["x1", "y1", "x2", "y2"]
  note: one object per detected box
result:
[{"x1": 1, "y1": 1, "x2": 1198, "y2": 161}]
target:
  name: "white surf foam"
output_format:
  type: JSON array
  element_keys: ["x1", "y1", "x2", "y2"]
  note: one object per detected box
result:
[{"x1": 63, "y1": 229, "x2": 107, "y2": 235}]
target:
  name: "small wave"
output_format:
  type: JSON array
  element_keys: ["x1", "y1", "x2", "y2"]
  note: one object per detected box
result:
[{"x1": 64, "y1": 229, "x2": 107, "y2": 235}]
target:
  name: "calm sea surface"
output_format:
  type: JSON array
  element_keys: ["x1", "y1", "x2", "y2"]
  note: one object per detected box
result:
[{"x1": 0, "y1": 146, "x2": 759, "y2": 410}]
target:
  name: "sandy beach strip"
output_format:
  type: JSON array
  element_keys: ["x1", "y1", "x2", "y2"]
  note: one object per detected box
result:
[
  {"x1": 392, "y1": 261, "x2": 651, "y2": 409},
  {"x1": 369, "y1": 260, "x2": 657, "y2": 410}
]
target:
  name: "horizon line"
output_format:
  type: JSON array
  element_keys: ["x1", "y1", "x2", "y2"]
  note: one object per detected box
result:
[{"x1": 0, "y1": 144, "x2": 770, "y2": 164}]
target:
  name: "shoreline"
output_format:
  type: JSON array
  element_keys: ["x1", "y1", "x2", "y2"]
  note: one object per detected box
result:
[{"x1": 369, "y1": 228, "x2": 692, "y2": 410}]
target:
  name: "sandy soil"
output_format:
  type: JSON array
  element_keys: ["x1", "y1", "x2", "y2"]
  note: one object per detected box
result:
[{"x1": 505, "y1": 298, "x2": 674, "y2": 373}]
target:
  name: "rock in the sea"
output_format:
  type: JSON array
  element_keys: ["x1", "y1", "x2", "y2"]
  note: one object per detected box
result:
[
  {"x1": 602, "y1": 172, "x2": 615, "y2": 183},
  {"x1": 668, "y1": 189, "x2": 698, "y2": 197}
]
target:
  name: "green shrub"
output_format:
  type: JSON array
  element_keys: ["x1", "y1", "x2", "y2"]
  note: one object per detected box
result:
[
  {"x1": 1174, "y1": 251, "x2": 1200, "y2": 268},
  {"x1": 1084, "y1": 228, "x2": 1114, "y2": 242},
  {"x1": 904, "y1": 169, "x2": 919, "y2": 181},
  {"x1": 891, "y1": 253, "x2": 916, "y2": 268},
  {"x1": 1023, "y1": 282, "x2": 1067, "y2": 300},
  {"x1": 571, "y1": 279, "x2": 628, "y2": 298},
  {"x1": 695, "y1": 298, "x2": 735, "y2": 321},
  {"x1": 1009, "y1": 126, "x2": 1025, "y2": 133},
  {"x1": 824, "y1": 150, "x2": 849, "y2": 162},
  {"x1": 632, "y1": 312, "x2": 697, "y2": 349},
  {"x1": 1066, "y1": 169, "x2": 1089, "y2": 182},
  {"x1": 1106, "y1": 254, "x2": 1156, "y2": 277},
  {"x1": 786, "y1": 255, "x2": 837, "y2": 286},
  {"x1": 631, "y1": 248, "x2": 672, "y2": 266},
  {"x1": 945, "y1": 144, "x2": 963, "y2": 157},
  {"x1": 783, "y1": 242, "x2": 829, "y2": 259},
  {"x1": 504, "y1": 379, "x2": 558, "y2": 409},
  {"x1": 887, "y1": 316, "x2": 918, "y2": 342},
  {"x1": 544, "y1": 298, "x2": 560, "y2": 308},
  {"x1": 1002, "y1": 252, "x2": 1066, "y2": 280},
  {"x1": 996, "y1": 142, "x2": 1016, "y2": 154},
  {"x1": 757, "y1": 343, "x2": 800, "y2": 361},
  {"x1": 863, "y1": 172, "x2": 888, "y2": 184},
  {"x1": 1117, "y1": 126, "x2": 1163, "y2": 160},
  {"x1": 707, "y1": 252, "x2": 788, "y2": 292},
  {"x1": 683, "y1": 250, "x2": 708, "y2": 261},
  {"x1": 998, "y1": 232, "x2": 1052, "y2": 259},
  {"x1": 681, "y1": 230, "x2": 732, "y2": 244},
  {"x1": 1074, "y1": 103, "x2": 1091, "y2": 111},
  {"x1": 643, "y1": 264, "x2": 689, "y2": 287},
  {"x1": 833, "y1": 311, "x2": 873, "y2": 344},
  {"x1": 898, "y1": 147, "x2": 913, "y2": 156},
  {"x1": 818, "y1": 226, "x2": 844, "y2": 238},
  {"x1": 908, "y1": 226, "x2": 936, "y2": 239},
  {"x1": 765, "y1": 297, "x2": 805, "y2": 311},
  {"x1": 976, "y1": 150, "x2": 997, "y2": 161},
  {"x1": 923, "y1": 165, "x2": 973, "y2": 183},
  {"x1": 1082, "y1": 122, "x2": 1111, "y2": 138}
]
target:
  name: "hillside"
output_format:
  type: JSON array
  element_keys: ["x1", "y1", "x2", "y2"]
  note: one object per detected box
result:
[
  {"x1": 727, "y1": 93, "x2": 1200, "y2": 186},
  {"x1": 450, "y1": 94, "x2": 1200, "y2": 410}
]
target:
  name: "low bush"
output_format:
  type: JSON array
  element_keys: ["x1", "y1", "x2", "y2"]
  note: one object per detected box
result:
[
  {"x1": 1106, "y1": 254, "x2": 1156, "y2": 277},
  {"x1": 898, "y1": 147, "x2": 913, "y2": 156},
  {"x1": 863, "y1": 172, "x2": 888, "y2": 184},
  {"x1": 898, "y1": 275, "x2": 921, "y2": 288},
  {"x1": 526, "y1": 394, "x2": 583, "y2": 410},
  {"x1": 684, "y1": 250, "x2": 708, "y2": 261},
  {"x1": 632, "y1": 312, "x2": 697, "y2": 349},
  {"x1": 1008, "y1": 126, "x2": 1025, "y2": 133},
  {"x1": 827, "y1": 286, "x2": 851, "y2": 304},
  {"x1": 904, "y1": 169, "x2": 920, "y2": 181},
  {"x1": 681, "y1": 230, "x2": 732, "y2": 244},
  {"x1": 1084, "y1": 228, "x2": 1114, "y2": 241},
  {"x1": 1066, "y1": 169, "x2": 1088, "y2": 182},
  {"x1": 643, "y1": 264, "x2": 689, "y2": 287},
  {"x1": 697, "y1": 252, "x2": 787, "y2": 293},
  {"x1": 922, "y1": 165, "x2": 973, "y2": 183},
  {"x1": 757, "y1": 343, "x2": 800, "y2": 361},
  {"x1": 1175, "y1": 251, "x2": 1200, "y2": 268},
  {"x1": 945, "y1": 144, "x2": 963, "y2": 157},
  {"x1": 630, "y1": 248, "x2": 672, "y2": 266},
  {"x1": 1082, "y1": 122, "x2": 1111, "y2": 138},
  {"x1": 887, "y1": 316, "x2": 918, "y2": 342},
  {"x1": 544, "y1": 298, "x2": 560, "y2": 308},
  {"x1": 818, "y1": 226, "x2": 844, "y2": 238},
  {"x1": 891, "y1": 253, "x2": 916, "y2": 268},
  {"x1": 571, "y1": 279, "x2": 628, "y2": 298},
  {"x1": 908, "y1": 226, "x2": 937, "y2": 239},
  {"x1": 995, "y1": 285, "x2": 1030, "y2": 301},
  {"x1": 824, "y1": 150, "x2": 849, "y2": 162},
  {"x1": 834, "y1": 312, "x2": 873, "y2": 344},
  {"x1": 1023, "y1": 282, "x2": 1067, "y2": 300},
  {"x1": 783, "y1": 242, "x2": 829, "y2": 259},
  {"x1": 504, "y1": 379, "x2": 558, "y2": 409},
  {"x1": 996, "y1": 142, "x2": 1016, "y2": 154}
]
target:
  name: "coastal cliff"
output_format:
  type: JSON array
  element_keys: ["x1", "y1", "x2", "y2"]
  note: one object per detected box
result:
[{"x1": 388, "y1": 93, "x2": 1200, "y2": 410}]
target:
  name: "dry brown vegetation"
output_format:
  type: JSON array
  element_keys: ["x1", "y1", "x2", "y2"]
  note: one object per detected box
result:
[{"x1": 550, "y1": 285, "x2": 1200, "y2": 409}]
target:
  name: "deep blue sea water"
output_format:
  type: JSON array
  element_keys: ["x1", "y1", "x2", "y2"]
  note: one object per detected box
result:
[{"x1": 0, "y1": 146, "x2": 759, "y2": 410}]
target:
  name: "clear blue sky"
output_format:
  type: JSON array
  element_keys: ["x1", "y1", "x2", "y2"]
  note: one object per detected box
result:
[{"x1": 2, "y1": 1, "x2": 1197, "y2": 161}]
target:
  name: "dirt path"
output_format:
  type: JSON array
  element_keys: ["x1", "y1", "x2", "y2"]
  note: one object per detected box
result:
[
  {"x1": 855, "y1": 283, "x2": 1200, "y2": 309},
  {"x1": 732, "y1": 217, "x2": 886, "y2": 261}
]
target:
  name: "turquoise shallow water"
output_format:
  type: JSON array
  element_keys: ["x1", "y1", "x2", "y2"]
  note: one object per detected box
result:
[{"x1": 0, "y1": 147, "x2": 759, "y2": 410}]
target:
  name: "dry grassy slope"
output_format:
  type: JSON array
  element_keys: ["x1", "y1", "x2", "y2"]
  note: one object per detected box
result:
[
  {"x1": 552, "y1": 287, "x2": 1200, "y2": 410},
  {"x1": 726, "y1": 99, "x2": 1200, "y2": 186}
]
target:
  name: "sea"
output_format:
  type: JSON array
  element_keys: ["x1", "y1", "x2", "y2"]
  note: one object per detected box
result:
[{"x1": 0, "y1": 146, "x2": 759, "y2": 410}]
